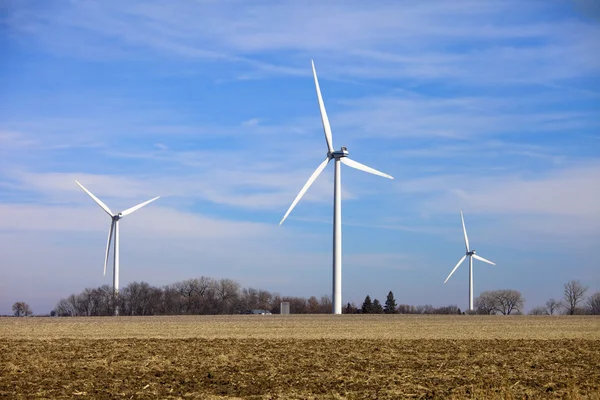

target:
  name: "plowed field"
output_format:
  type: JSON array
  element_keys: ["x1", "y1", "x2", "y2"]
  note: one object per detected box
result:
[{"x1": 1, "y1": 315, "x2": 599, "y2": 399}]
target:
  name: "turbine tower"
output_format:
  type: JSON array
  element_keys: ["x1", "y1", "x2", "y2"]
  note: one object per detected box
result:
[
  {"x1": 76, "y1": 180, "x2": 159, "y2": 316},
  {"x1": 444, "y1": 211, "x2": 496, "y2": 311},
  {"x1": 279, "y1": 60, "x2": 394, "y2": 315}
]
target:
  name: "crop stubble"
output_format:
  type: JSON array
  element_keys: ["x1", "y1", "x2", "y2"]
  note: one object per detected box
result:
[{"x1": 1, "y1": 315, "x2": 599, "y2": 399}]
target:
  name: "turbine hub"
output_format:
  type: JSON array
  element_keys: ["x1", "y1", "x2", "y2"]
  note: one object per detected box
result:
[
  {"x1": 468, "y1": 250, "x2": 476, "y2": 255},
  {"x1": 330, "y1": 146, "x2": 349, "y2": 159}
]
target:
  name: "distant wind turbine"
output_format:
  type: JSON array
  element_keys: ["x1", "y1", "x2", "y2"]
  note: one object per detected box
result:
[
  {"x1": 279, "y1": 60, "x2": 394, "y2": 315},
  {"x1": 444, "y1": 211, "x2": 496, "y2": 311},
  {"x1": 76, "y1": 180, "x2": 159, "y2": 316}
]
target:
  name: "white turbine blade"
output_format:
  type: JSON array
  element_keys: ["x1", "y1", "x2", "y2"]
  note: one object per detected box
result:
[
  {"x1": 311, "y1": 60, "x2": 334, "y2": 154},
  {"x1": 279, "y1": 157, "x2": 330, "y2": 226},
  {"x1": 76, "y1": 180, "x2": 113, "y2": 216},
  {"x1": 444, "y1": 255, "x2": 467, "y2": 284},
  {"x1": 104, "y1": 220, "x2": 115, "y2": 276},
  {"x1": 473, "y1": 254, "x2": 496, "y2": 266},
  {"x1": 340, "y1": 157, "x2": 394, "y2": 180},
  {"x1": 460, "y1": 211, "x2": 470, "y2": 252},
  {"x1": 120, "y1": 196, "x2": 160, "y2": 217}
]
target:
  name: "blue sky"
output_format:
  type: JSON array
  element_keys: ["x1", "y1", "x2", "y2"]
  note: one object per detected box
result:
[{"x1": 1, "y1": 0, "x2": 599, "y2": 315}]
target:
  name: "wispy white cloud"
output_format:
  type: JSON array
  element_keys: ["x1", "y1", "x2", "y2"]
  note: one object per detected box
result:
[
  {"x1": 5, "y1": 0, "x2": 599, "y2": 84},
  {"x1": 0, "y1": 131, "x2": 38, "y2": 149},
  {"x1": 11, "y1": 165, "x2": 333, "y2": 209},
  {"x1": 393, "y1": 162, "x2": 600, "y2": 241},
  {"x1": 0, "y1": 203, "x2": 274, "y2": 239},
  {"x1": 332, "y1": 92, "x2": 600, "y2": 140}
]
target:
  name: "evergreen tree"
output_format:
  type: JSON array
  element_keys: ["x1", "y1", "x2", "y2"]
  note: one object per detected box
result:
[
  {"x1": 384, "y1": 291, "x2": 397, "y2": 314},
  {"x1": 372, "y1": 299, "x2": 384, "y2": 314},
  {"x1": 361, "y1": 295, "x2": 373, "y2": 314}
]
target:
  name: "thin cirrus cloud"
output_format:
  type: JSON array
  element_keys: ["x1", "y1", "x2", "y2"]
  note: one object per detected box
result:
[
  {"x1": 4, "y1": 1, "x2": 599, "y2": 82},
  {"x1": 399, "y1": 163, "x2": 600, "y2": 217}
]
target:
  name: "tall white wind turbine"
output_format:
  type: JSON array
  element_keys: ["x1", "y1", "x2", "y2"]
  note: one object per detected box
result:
[
  {"x1": 279, "y1": 60, "x2": 394, "y2": 315},
  {"x1": 76, "y1": 180, "x2": 159, "y2": 316},
  {"x1": 444, "y1": 211, "x2": 496, "y2": 311}
]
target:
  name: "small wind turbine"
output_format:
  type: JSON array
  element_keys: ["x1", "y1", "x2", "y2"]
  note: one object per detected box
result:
[
  {"x1": 279, "y1": 60, "x2": 394, "y2": 315},
  {"x1": 76, "y1": 180, "x2": 159, "y2": 316},
  {"x1": 444, "y1": 211, "x2": 495, "y2": 311}
]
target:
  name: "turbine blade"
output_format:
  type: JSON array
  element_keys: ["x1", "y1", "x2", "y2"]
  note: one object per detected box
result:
[
  {"x1": 461, "y1": 211, "x2": 470, "y2": 252},
  {"x1": 280, "y1": 157, "x2": 330, "y2": 225},
  {"x1": 444, "y1": 255, "x2": 467, "y2": 284},
  {"x1": 340, "y1": 157, "x2": 394, "y2": 179},
  {"x1": 473, "y1": 254, "x2": 496, "y2": 266},
  {"x1": 104, "y1": 220, "x2": 115, "y2": 276},
  {"x1": 311, "y1": 60, "x2": 334, "y2": 154},
  {"x1": 76, "y1": 180, "x2": 113, "y2": 216},
  {"x1": 120, "y1": 196, "x2": 160, "y2": 217}
]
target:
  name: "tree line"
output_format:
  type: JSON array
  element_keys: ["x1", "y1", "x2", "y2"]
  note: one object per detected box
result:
[
  {"x1": 51, "y1": 277, "x2": 335, "y2": 316},
  {"x1": 353, "y1": 280, "x2": 600, "y2": 316},
  {"x1": 355, "y1": 292, "x2": 463, "y2": 314},
  {"x1": 8, "y1": 277, "x2": 600, "y2": 317},
  {"x1": 528, "y1": 280, "x2": 599, "y2": 315}
]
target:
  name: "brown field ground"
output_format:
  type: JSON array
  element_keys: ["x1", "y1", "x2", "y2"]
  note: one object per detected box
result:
[{"x1": 1, "y1": 315, "x2": 599, "y2": 399}]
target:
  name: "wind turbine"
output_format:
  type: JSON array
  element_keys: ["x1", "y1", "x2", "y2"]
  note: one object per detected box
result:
[
  {"x1": 444, "y1": 211, "x2": 496, "y2": 311},
  {"x1": 76, "y1": 180, "x2": 159, "y2": 316},
  {"x1": 279, "y1": 60, "x2": 394, "y2": 315}
]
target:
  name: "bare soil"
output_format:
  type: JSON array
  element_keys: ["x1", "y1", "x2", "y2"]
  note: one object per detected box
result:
[{"x1": 1, "y1": 316, "x2": 599, "y2": 399}]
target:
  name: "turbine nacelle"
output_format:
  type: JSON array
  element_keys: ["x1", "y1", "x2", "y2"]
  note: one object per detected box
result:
[
  {"x1": 329, "y1": 146, "x2": 349, "y2": 159},
  {"x1": 468, "y1": 250, "x2": 476, "y2": 255}
]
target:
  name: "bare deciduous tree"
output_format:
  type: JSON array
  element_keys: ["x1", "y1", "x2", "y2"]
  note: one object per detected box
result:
[
  {"x1": 307, "y1": 296, "x2": 320, "y2": 313},
  {"x1": 435, "y1": 305, "x2": 461, "y2": 314},
  {"x1": 162, "y1": 284, "x2": 184, "y2": 314},
  {"x1": 396, "y1": 304, "x2": 418, "y2": 314},
  {"x1": 55, "y1": 296, "x2": 77, "y2": 316},
  {"x1": 172, "y1": 277, "x2": 217, "y2": 314},
  {"x1": 120, "y1": 281, "x2": 163, "y2": 316},
  {"x1": 12, "y1": 302, "x2": 33, "y2": 317},
  {"x1": 319, "y1": 295, "x2": 332, "y2": 313},
  {"x1": 416, "y1": 304, "x2": 435, "y2": 314},
  {"x1": 528, "y1": 306, "x2": 548, "y2": 315},
  {"x1": 587, "y1": 292, "x2": 600, "y2": 315},
  {"x1": 241, "y1": 287, "x2": 260, "y2": 311},
  {"x1": 545, "y1": 298, "x2": 561, "y2": 315},
  {"x1": 475, "y1": 290, "x2": 524, "y2": 315},
  {"x1": 563, "y1": 280, "x2": 588, "y2": 315},
  {"x1": 494, "y1": 289, "x2": 525, "y2": 315},
  {"x1": 257, "y1": 289, "x2": 273, "y2": 311},
  {"x1": 474, "y1": 291, "x2": 497, "y2": 314},
  {"x1": 280, "y1": 296, "x2": 308, "y2": 313},
  {"x1": 215, "y1": 278, "x2": 241, "y2": 314}
]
